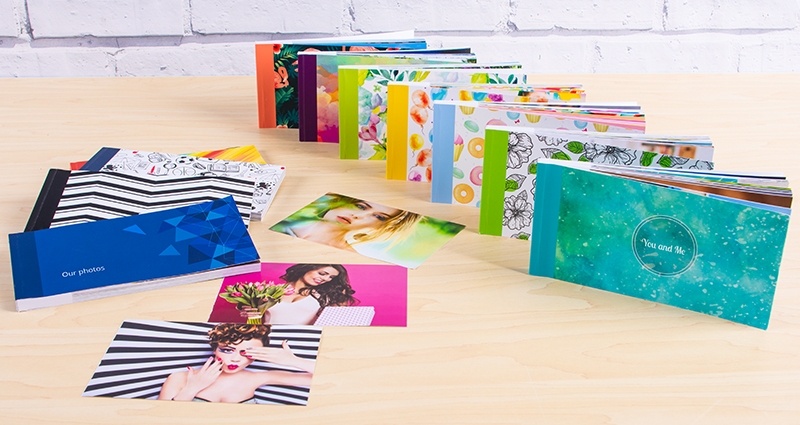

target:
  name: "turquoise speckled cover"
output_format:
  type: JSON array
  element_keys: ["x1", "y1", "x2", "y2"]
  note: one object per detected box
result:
[{"x1": 530, "y1": 160, "x2": 791, "y2": 329}]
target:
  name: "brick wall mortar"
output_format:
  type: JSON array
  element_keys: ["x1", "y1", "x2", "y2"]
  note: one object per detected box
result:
[{"x1": 1, "y1": 0, "x2": 799, "y2": 76}]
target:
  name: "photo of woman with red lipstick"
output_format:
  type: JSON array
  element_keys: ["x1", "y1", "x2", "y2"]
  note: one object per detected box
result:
[
  {"x1": 157, "y1": 323, "x2": 314, "y2": 403},
  {"x1": 82, "y1": 320, "x2": 321, "y2": 405},
  {"x1": 270, "y1": 192, "x2": 465, "y2": 268}
]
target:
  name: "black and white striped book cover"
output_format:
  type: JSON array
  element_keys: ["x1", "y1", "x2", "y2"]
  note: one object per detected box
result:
[{"x1": 26, "y1": 169, "x2": 255, "y2": 230}]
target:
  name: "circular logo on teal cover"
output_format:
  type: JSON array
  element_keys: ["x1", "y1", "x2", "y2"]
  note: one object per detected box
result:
[{"x1": 632, "y1": 215, "x2": 697, "y2": 276}]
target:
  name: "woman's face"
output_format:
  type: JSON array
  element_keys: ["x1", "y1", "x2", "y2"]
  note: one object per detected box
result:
[
  {"x1": 214, "y1": 339, "x2": 264, "y2": 374},
  {"x1": 301, "y1": 266, "x2": 340, "y2": 287},
  {"x1": 322, "y1": 200, "x2": 401, "y2": 232}
]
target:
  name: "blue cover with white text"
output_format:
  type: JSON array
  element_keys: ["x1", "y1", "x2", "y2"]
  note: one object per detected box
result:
[{"x1": 9, "y1": 196, "x2": 260, "y2": 311}]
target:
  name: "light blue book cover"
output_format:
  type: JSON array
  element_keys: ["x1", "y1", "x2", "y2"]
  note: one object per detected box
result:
[
  {"x1": 9, "y1": 196, "x2": 260, "y2": 311},
  {"x1": 530, "y1": 160, "x2": 791, "y2": 329}
]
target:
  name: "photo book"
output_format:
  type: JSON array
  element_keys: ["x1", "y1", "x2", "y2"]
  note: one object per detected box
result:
[
  {"x1": 385, "y1": 82, "x2": 586, "y2": 182},
  {"x1": 80, "y1": 147, "x2": 286, "y2": 221},
  {"x1": 25, "y1": 169, "x2": 256, "y2": 231},
  {"x1": 255, "y1": 31, "x2": 426, "y2": 128},
  {"x1": 338, "y1": 64, "x2": 527, "y2": 160},
  {"x1": 430, "y1": 101, "x2": 646, "y2": 207},
  {"x1": 479, "y1": 126, "x2": 715, "y2": 239},
  {"x1": 529, "y1": 159, "x2": 792, "y2": 329},
  {"x1": 298, "y1": 48, "x2": 474, "y2": 142},
  {"x1": 10, "y1": 196, "x2": 260, "y2": 311}
]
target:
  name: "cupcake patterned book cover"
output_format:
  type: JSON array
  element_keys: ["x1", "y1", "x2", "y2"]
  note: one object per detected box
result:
[{"x1": 529, "y1": 159, "x2": 792, "y2": 329}]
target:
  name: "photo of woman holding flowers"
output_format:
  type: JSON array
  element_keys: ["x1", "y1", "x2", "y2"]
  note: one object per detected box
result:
[
  {"x1": 209, "y1": 262, "x2": 409, "y2": 327},
  {"x1": 217, "y1": 263, "x2": 359, "y2": 325}
]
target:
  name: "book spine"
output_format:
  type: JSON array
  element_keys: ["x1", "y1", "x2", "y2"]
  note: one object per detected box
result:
[
  {"x1": 528, "y1": 162, "x2": 565, "y2": 277},
  {"x1": 385, "y1": 83, "x2": 409, "y2": 180},
  {"x1": 8, "y1": 232, "x2": 44, "y2": 304},
  {"x1": 430, "y1": 103, "x2": 456, "y2": 203},
  {"x1": 297, "y1": 54, "x2": 317, "y2": 142},
  {"x1": 338, "y1": 68, "x2": 359, "y2": 159},
  {"x1": 80, "y1": 147, "x2": 120, "y2": 171},
  {"x1": 478, "y1": 129, "x2": 509, "y2": 236},
  {"x1": 25, "y1": 169, "x2": 70, "y2": 231},
  {"x1": 255, "y1": 44, "x2": 277, "y2": 128}
]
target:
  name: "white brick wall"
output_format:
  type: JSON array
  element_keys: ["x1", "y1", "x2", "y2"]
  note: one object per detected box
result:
[
  {"x1": 0, "y1": 0, "x2": 21, "y2": 38},
  {"x1": 1, "y1": 0, "x2": 799, "y2": 77},
  {"x1": 28, "y1": 0, "x2": 186, "y2": 37}
]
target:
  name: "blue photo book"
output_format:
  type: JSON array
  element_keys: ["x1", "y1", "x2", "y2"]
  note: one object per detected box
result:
[
  {"x1": 529, "y1": 159, "x2": 792, "y2": 329},
  {"x1": 9, "y1": 196, "x2": 260, "y2": 311}
]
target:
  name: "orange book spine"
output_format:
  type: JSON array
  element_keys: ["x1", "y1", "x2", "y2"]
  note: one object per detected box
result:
[{"x1": 255, "y1": 44, "x2": 277, "y2": 128}]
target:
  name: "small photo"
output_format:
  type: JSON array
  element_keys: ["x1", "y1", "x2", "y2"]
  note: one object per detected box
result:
[
  {"x1": 270, "y1": 193, "x2": 465, "y2": 268},
  {"x1": 208, "y1": 262, "x2": 408, "y2": 327},
  {"x1": 83, "y1": 320, "x2": 320, "y2": 405}
]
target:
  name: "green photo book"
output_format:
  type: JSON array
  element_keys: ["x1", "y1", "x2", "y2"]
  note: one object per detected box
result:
[{"x1": 529, "y1": 159, "x2": 792, "y2": 329}]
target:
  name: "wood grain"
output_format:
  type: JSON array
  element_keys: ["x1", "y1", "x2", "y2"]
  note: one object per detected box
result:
[{"x1": 0, "y1": 75, "x2": 798, "y2": 425}]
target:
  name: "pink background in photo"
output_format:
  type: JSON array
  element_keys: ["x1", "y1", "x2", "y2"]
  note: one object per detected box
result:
[{"x1": 208, "y1": 262, "x2": 408, "y2": 326}]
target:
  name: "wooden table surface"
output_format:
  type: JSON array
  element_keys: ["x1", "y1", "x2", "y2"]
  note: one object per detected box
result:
[{"x1": 0, "y1": 75, "x2": 798, "y2": 425}]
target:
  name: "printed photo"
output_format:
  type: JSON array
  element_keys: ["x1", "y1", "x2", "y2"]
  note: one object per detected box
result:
[
  {"x1": 208, "y1": 262, "x2": 408, "y2": 327},
  {"x1": 83, "y1": 320, "x2": 320, "y2": 405},
  {"x1": 270, "y1": 193, "x2": 465, "y2": 268}
]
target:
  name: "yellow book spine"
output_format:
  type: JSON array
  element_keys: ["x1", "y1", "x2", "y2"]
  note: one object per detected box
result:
[{"x1": 386, "y1": 83, "x2": 409, "y2": 180}]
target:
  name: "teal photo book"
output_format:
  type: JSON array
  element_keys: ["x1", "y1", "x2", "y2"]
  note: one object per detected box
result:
[
  {"x1": 529, "y1": 159, "x2": 792, "y2": 329},
  {"x1": 9, "y1": 196, "x2": 260, "y2": 311}
]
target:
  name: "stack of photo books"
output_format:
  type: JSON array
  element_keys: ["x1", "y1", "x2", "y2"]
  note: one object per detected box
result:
[{"x1": 9, "y1": 145, "x2": 279, "y2": 311}]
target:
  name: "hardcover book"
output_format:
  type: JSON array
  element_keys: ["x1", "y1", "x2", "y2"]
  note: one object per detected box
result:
[
  {"x1": 529, "y1": 159, "x2": 792, "y2": 329},
  {"x1": 385, "y1": 82, "x2": 586, "y2": 182},
  {"x1": 298, "y1": 49, "x2": 474, "y2": 142},
  {"x1": 208, "y1": 262, "x2": 408, "y2": 327},
  {"x1": 338, "y1": 64, "x2": 527, "y2": 160},
  {"x1": 9, "y1": 196, "x2": 260, "y2": 311},
  {"x1": 83, "y1": 320, "x2": 320, "y2": 405},
  {"x1": 25, "y1": 169, "x2": 256, "y2": 231},
  {"x1": 479, "y1": 126, "x2": 715, "y2": 239},
  {"x1": 80, "y1": 147, "x2": 285, "y2": 221},
  {"x1": 430, "y1": 101, "x2": 646, "y2": 206},
  {"x1": 255, "y1": 31, "x2": 427, "y2": 129}
]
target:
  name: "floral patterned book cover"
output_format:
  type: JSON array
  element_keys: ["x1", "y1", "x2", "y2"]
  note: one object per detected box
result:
[
  {"x1": 255, "y1": 37, "x2": 426, "y2": 129},
  {"x1": 479, "y1": 126, "x2": 715, "y2": 240},
  {"x1": 299, "y1": 50, "x2": 474, "y2": 143},
  {"x1": 338, "y1": 65, "x2": 526, "y2": 160},
  {"x1": 529, "y1": 159, "x2": 792, "y2": 329},
  {"x1": 386, "y1": 82, "x2": 586, "y2": 182},
  {"x1": 430, "y1": 101, "x2": 646, "y2": 207}
]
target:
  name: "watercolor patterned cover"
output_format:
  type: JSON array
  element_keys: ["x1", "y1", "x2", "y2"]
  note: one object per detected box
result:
[{"x1": 529, "y1": 160, "x2": 791, "y2": 329}]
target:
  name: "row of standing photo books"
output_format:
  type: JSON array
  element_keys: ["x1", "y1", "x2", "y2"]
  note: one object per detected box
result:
[{"x1": 257, "y1": 32, "x2": 793, "y2": 330}]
